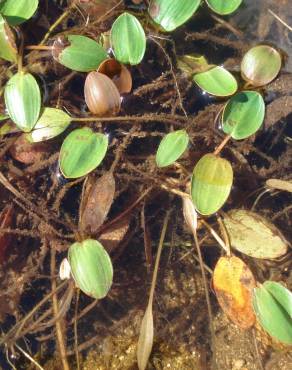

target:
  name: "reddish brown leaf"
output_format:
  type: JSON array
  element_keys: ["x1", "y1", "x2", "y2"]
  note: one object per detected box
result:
[
  {"x1": 0, "y1": 204, "x2": 13, "y2": 264},
  {"x1": 213, "y1": 255, "x2": 256, "y2": 329},
  {"x1": 10, "y1": 134, "x2": 49, "y2": 164},
  {"x1": 79, "y1": 171, "x2": 116, "y2": 235},
  {"x1": 99, "y1": 216, "x2": 130, "y2": 253}
]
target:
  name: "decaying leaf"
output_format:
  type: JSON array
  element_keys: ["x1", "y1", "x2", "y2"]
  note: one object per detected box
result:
[
  {"x1": 10, "y1": 134, "x2": 49, "y2": 164},
  {"x1": 137, "y1": 303, "x2": 154, "y2": 370},
  {"x1": 213, "y1": 255, "x2": 256, "y2": 329},
  {"x1": 223, "y1": 209, "x2": 288, "y2": 259},
  {"x1": 99, "y1": 216, "x2": 131, "y2": 253},
  {"x1": 79, "y1": 171, "x2": 115, "y2": 235},
  {"x1": 0, "y1": 204, "x2": 13, "y2": 263}
]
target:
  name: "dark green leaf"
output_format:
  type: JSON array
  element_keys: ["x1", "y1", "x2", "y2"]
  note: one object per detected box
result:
[
  {"x1": 59, "y1": 127, "x2": 108, "y2": 179},
  {"x1": 0, "y1": 0, "x2": 38, "y2": 25},
  {"x1": 4, "y1": 72, "x2": 41, "y2": 132},
  {"x1": 193, "y1": 66, "x2": 237, "y2": 97},
  {"x1": 56, "y1": 35, "x2": 107, "y2": 72},
  {"x1": 148, "y1": 0, "x2": 200, "y2": 31},
  {"x1": 110, "y1": 12, "x2": 146, "y2": 65},
  {"x1": 205, "y1": 0, "x2": 242, "y2": 15},
  {"x1": 25, "y1": 107, "x2": 72, "y2": 142},
  {"x1": 222, "y1": 91, "x2": 265, "y2": 140},
  {"x1": 191, "y1": 153, "x2": 233, "y2": 215},
  {"x1": 68, "y1": 239, "x2": 113, "y2": 299},
  {"x1": 241, "y1": 45, "x2": 281, "y2": 87},
  {"x1": 253, "y1": 285, "x2": 292, "y2": 345},
  {"x1": 156, "y1": 129, "x2": 189, "y2": 167}
]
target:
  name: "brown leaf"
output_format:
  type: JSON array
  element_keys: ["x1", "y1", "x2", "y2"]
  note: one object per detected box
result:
[
  {"x1": 213, "y1": 255, "x2": 256, "y2": 329},
  {"x1": 0, "y1": 205, "x2": 13, "y2": 264},
  {"x1": 79, "y1": 171, "x2": 115, "y2": 235},
  {"x1": 99, "y1": 216, "x2": 130, "y2": 253},
  {"x1": 9, "y1": 134, "x2": 49, "y2": 164}
]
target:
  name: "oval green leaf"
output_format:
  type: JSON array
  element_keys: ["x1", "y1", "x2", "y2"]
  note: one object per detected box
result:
[
  {"x1": 223, "y1": 209, "x2": 288, "y2": 259},
  {"x1": 222, "y1": 91, "x2": 265, "y2": 140},
  {"x1": 263, "y1": 281, "x2": 292, "y2": 318},
  {"x1": 149, "y1": 0, "x2": 200, "y2": 32},
  {"x1": 0, "y1": 0, "x2": 38, "y2": 25},
  {"x1": 110, "y1": 12, "x2": 146, "y2": 65},
  {"x1": 68, "y1": 239, "x2": 113, "y2": 299},
  {"x1": 25, "y1": 108, "x2": 72, "y2": 143},
  {"x1": 59, "y1": 127, "x2": 108, "y2": 179},
  {"x1": 191, "y1": 153, "x2": 233, "y2": 215},
  {"x1": 0, "y1": 14, "x2": 17, "y2": 62},
  {"x1": 156, "y1": 129, "x2": 189, "y2": 167},
  {"x1": 253, "y1": 285, "x2": 292, "y2": 345},
  {"x1": 241, "y1": 45, "x2": 281, "y2": 87},
  {"x1": 193, "y1": 66, "x2": 237, "y2": 97},
  {"x1": 56, "y1": 35, "x2": 107, "y2": 72},
  {"x1": 4, "y1": 72, "x2": 41, "y2": 132},
  {"x1": 205, "y1": 0, "x2": 242, "y2": 15}
]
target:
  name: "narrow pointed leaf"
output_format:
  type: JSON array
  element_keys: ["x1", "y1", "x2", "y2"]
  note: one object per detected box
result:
[
  {"x1": 205, "y1": 0, "x2": 242, "y2": 15},
  {"x1": 213, "y1": 256, "x2": 256, "y2": 329},
  {"x1": 25, "y1": 108, "x2": 71, "y2": 142},
  {"x1": 68, "y1": 239, "x2": 113, "y2": 299},
  {"x1": 0, "y1": 14, "x2": 17, "y2": 62},
  {"x1": 59, "y1": 127, "x2": 108, "y2": 179},
  {"x1": 148, "y1": 0, "x2": 200, "y2": 32},
  {"x1": 253, "y1": 285, "x2": 292, "y2": 345},
  {"x1": 263, "y1": 281, "x2": 292, "y2": 317},
  {"x1": 137, "y1": 303, "x2": 154, "y2": 370},
  {"x1": 156, "y1": 129, "x2": 189, "y2": 167},
  {"x1": 191, "y1": 153, "x2": 233, "y2": 215},
  {"x1": 0, "y1": 0, "x2": 38, "y2": 25},
  {"x1": 223, "y1": 209, "x2": 288, "y2": 259},
  {"x1": 4, "y1": 72, "x2": 41, "y2": 132},
  {"x1": 241, "y1": 45, "x2": 281, "y2": 87},
  {"x1": 222, "y1": 91, "x2": 265, "y2": 140},
  {"x1": 55, "y1": 35, "x2": 107, "y2": 72},
  {"x1": 110, "y1": 12, "x2": 146, "y2": 65},
  {"x1": 193, "y1": 66, "x2": 237, "y2": 97}
]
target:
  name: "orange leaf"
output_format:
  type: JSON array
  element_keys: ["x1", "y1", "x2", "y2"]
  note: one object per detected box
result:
[{"x1": 213, "y1": 255, "x2": 256, "y2": 329}]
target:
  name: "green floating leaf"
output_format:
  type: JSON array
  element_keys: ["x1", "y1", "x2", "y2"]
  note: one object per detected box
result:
[
  {"x1": 222, "y1": 91, "x2": 265, "y2": 140},
  {"x1": 253, "y1": 284, "x2": 292, "y2": 345},
  {"x1": 55, "y1": 35, "x2": 107, "y2": 72},
  {"x1": 25, "y1": 108, "x2": 72, "y2": 143},
  {"x1": 263, "y1": 281, "x2": 292, "y2": 318},
  {"x1": 156, "y1": 129, "x2": 189, "y2": 167},
  {"x1": 191, "y1": 153, "x2": 233, "y2": 215},
  {"x1": 59, "y1": 127, "x2": 108, "y2": 179},
  {"x1": 148, "y1": 0, "x2": 200, "y2": 32},
  {"x1": 193, "y1": 66, "x2": 237, "y2": 97},
  {"x1": 110, "y1": 12, "x2": 146, "y2": 65},
  {"x1": 0, "y1": 0, "x2": 38, "y2": 25},
  {"x1": 0, "y1": 14, "x2": 17, "y2": 62},
  {"x1": 241, "y1": 45, "x2": 282, "y2": 87},
  {"x1": 177, "y1": 54, "x2": 209, "y2": 76},
  {"x1": 4, "y1": 72, "x2": 41, "y2": 132},
  {"x1": 68, "y1": 239, "x2": 113, "y2": 299},
  {"x1": 223, "y1": 209, "x2": 288, "y2": 259},
  {"x1": 205, "y1": 0, "x2": 242, "y2": 15}
]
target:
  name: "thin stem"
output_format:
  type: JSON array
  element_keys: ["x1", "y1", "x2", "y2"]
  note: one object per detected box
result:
[
  {"x1": 25, "y1": 45, "x2": 53, "y2": 51},
  {"x1": 213, "y1": 134, "x2": 231, "y2": 156},
  {"x1": 74, "y1": 290, "x2": 81, "y2": 370},
  {"x1": 192, "y1": 231, "x2": 216, "y2": 369},
  {"x1": 201, "y1": 219, "x2": 229, "y2": 254},
  {"x1": 51, "y1": 248, "x2": 70, "y2": 370},
  {"x1": 148, "y1": 211, "x2": 170, "y2": 307},
  {"x1": 15, "y1": 344, "x2": 44, "y2": 370},
  {"x1": 268, "y1": 9, "x2": 292, "y2": 31},
  {"x1": 217, "y1": 215, "x2": 231, "y2": 256}
]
